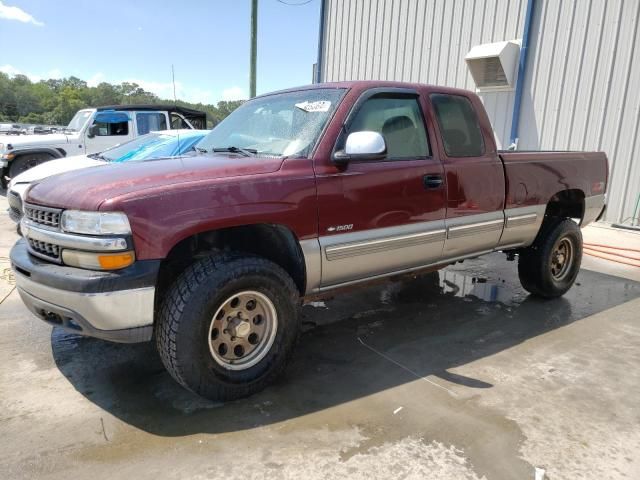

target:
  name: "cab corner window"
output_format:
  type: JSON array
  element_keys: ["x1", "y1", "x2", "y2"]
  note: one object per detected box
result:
[
  {"x1": 348, "y1": 96, "x2": 430, "y2": 159},
  {"x1": 430, "y1": 94, "x2": 485, "y2": 157}
]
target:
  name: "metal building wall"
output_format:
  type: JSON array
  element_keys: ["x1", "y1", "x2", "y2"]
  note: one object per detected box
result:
[
  {"x1": 319, "y1": 0, "x2": 640, "y2": 223},
  {"x1": 518, "y1": 0, "x2": 640, "y2": 224},
  {"x1": 319, "y1": 0, "x2": 528, "y2": 145}
]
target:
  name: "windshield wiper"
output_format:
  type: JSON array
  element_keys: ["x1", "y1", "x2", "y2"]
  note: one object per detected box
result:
[
  {"x1": 212, "y1": 146, "x2": 257, "y2": 157},
  {"x1": 88, "y1": 152, "x2": 109, "y2": 161},
  {"x1": 194, "y1": 146, "x2": 208, "y2": 153}
]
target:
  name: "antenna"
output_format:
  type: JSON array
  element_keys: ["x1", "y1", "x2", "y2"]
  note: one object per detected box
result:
[
  {"x1": 171, "y1": 64, "x2": 182, "y2": 161},
  {"x1": 171, "y1": 64, "x2": 178, "y2": 105}
]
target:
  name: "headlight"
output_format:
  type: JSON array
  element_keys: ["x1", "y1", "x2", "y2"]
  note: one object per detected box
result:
[{"x1": 60, "y1": 210, "x2": 131, "y2": 235}]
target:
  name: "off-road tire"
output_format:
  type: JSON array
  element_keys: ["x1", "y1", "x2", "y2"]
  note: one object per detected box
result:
[
  {"x1": 9, "y1": 153, "x2": 54, "y2": 178},
  {"x1": 518, "y1": 218, "x2": 582, "y2": 298},
  {"x1": 155, "y1": 253, "x2": 300, "y2": 401}
]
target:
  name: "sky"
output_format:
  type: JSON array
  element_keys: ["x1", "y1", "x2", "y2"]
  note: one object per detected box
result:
[{"x1": 0, "y1": 0, "x2": 322, "y2": 104}]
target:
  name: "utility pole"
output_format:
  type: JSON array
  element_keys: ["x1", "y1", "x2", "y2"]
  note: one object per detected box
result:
[{"x1": 250, "y1": 0, "x2": 258, "y2": 98}]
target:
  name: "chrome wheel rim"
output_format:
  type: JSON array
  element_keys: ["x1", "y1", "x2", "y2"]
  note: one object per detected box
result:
[
  {"x1": 550, "y1": 237, "x2": 574, "y2": 281},
  {"x1": 208, "y1": 290, "x2": 278, "y2": 371}
]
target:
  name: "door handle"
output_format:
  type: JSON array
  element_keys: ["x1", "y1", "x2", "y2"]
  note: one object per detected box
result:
[{"x1": 423, "y1": 175, "x2": 443, "y2": 189}]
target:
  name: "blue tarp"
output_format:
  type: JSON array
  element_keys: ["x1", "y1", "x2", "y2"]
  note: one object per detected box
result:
[{"x1": 93, "y1": 111, "x2": 130, "y2": 124}]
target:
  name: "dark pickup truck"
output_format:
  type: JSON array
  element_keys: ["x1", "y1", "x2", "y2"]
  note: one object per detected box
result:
[{"x1": 11, "y1": 81, "x2": 607, "y2": 401}]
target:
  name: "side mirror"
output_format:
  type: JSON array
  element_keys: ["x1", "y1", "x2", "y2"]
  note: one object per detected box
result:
[
  {"x1": 332, "y1": 131, "x2": 386, "y2": 167},
  {"x1": 87, "y1": 125, "x2": 98, "y2": 138}
]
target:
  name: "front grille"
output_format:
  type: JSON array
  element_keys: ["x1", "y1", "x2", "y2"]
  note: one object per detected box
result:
[
  {"x1": 27, "y1": 238, "x2": 61, "y2": 260},
  {"x1": 7, "y1": 190, "x2": 23, "y2": 221},
  {"x1": 24, "y1": 203, "x2": 62, "y2": 229}
]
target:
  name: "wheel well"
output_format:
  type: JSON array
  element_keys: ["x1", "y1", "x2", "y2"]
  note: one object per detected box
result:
[
  {"x1": 155, "y1": 224, "x2": 307, "y2": 308},
  {"x1": 13, "y1": 150, "x2": 61, "y2": 161},
  {"x1": 545, "y1": 189, "x2": 585, "y2": 221}
]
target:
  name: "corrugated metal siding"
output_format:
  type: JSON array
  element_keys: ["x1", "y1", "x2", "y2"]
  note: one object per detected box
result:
[
  {"x1": 521, "y1": 0, "x2": 640, "y2": 224},
  {"x1": 321, "y1": 0, "x2": 527, "y2": 147},
  {"x1": 321, "y1": 0, "x2": 526, "y2": 89},
  {"x1": 320, "y1": 0, "x2": 640, "y2": 223}
]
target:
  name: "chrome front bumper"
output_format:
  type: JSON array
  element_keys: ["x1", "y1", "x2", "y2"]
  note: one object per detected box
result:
[
  {"x1": 11, "y1": 240, "x2": 158, "y2": 343},
  {"x1": 15, "y1": 273, "x2": 154, "y2": 343}
]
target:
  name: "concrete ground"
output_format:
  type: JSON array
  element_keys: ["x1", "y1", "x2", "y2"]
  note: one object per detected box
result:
[{"x1": 1, "y1": 195, "x2": 639, "y2": 480}]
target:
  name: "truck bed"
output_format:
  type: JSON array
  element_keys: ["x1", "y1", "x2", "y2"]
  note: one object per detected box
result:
[{"x1": 498, "y1": 151, "x2": 608, "y2": 218}]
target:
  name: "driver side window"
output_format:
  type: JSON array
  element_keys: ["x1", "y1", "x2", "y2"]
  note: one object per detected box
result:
[
  {"x1": 349, "y1": 96, "x2": 430, "y2": 159},
  {"x1": 92, "y1": 120, "x2": 128, "y2": 136}
]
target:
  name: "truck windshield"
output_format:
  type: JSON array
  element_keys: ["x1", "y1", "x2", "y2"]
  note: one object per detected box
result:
[
  {"x1": 65, "y1": 110, "x2": 93, "y2": 132},
  {"x1": 197, "y1": 88, "x2": 346, "y2": 157},
  {"x1": 98, "y1": 132, "x2": 204, "y2": 162}
]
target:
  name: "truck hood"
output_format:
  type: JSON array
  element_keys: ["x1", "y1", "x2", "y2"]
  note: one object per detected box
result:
[
  {"x1": 26, "y1": 154, "x2": 285, "y2": 210},
  {"x1": 2, "y1": 133, "x2": 75, "y2": 149},
  {"x1": 10, "y1": 155, "x2": 105, "y2": 187}
]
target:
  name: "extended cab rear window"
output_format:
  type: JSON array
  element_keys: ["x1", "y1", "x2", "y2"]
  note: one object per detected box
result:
[{"x1": 430, "y1": 94, "x2": 485, "y2": 157}]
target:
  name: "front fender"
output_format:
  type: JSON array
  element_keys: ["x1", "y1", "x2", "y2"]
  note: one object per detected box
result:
[{"x1": 7, "y1": 147, "x2": 65, "y2": 163}]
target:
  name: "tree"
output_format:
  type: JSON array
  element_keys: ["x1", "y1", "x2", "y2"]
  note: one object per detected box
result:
[
  {"x1": 0, "y1": 72, "x2": 18, "y2": 120},
  {"x1": 92, "y1": 82, "x2": 121, "y2": 106},
  {"x1": 19, "y1": 112, "x2": 46, "y2": 124},
  {"x1": 0, "y1": 73, "x2": 244, "y2": 126}
]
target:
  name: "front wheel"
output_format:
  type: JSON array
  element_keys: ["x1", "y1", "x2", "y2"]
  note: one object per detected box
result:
[
  {"x1": 518, "y1": 218, "x2": 582, "y2": 298},
  {"x1": 155, "y1": 253, "x2": 300, "y2": 401}
]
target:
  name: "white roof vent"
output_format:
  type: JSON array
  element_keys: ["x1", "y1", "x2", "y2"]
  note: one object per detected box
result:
[{"x1": 465, "y1": 40, "x2": 521, "y2": 91}]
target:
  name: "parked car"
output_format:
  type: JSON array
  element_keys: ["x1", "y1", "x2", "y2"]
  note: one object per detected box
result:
[
  {"x1": 27, "y1": 126, "x2": 49, "y2": 135},
  {"x1": 7, "y1": 129, "x2": 208, "y2": 223},
  {"x1": 0, "y1": 124, "x2": 22, "y2": 135},
  {"x1": 11, "y1": 81, "x2": 607, "y2": 401},
  {"x1": 0, "y1": 105, "x2": 207, "y2": 180}
]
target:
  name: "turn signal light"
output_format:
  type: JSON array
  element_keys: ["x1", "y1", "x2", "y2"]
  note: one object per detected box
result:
[
  {"x1": 62, "y1": 250, "x2": 135, "y2": 270},
  {"x1": 98, "y1": 252, "x2": 135, "y2": 270}
]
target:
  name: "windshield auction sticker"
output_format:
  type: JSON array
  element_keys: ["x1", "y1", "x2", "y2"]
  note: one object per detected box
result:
[{"x1": 295, "y1": 101, "x2": 331, "y2": 112}]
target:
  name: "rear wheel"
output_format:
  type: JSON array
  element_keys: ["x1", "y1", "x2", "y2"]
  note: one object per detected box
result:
[
  {"x1": 9, "y1": 153, "x2": 54, "y2": 178},
  {"x1": 155, "y1": 253, "x2": 300, "y2": 401},
  {"x1": 518, "y1": 218, "x2": 582, "y2": 298}
]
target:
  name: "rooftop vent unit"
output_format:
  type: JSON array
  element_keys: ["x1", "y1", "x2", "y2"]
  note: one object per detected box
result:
[{"x1": 465, "y1": 40, "x2": 521, "y2": 91}]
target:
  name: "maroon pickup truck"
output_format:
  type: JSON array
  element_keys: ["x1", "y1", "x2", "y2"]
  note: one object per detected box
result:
[{"x1": 11, "y1": 81, "x2": 607, "y2": 400}]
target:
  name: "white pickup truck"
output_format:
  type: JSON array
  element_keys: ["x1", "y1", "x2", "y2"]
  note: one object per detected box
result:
[{"x1": 0, "y1": 104, "x2": 207, "y2": 181}]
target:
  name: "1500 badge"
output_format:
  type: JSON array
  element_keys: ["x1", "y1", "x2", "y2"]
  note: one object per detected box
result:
[{"x1": 327, "y1": 224, "x2": 354, "y2": 232}]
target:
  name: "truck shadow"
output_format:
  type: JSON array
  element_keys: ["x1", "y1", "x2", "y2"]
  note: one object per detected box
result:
[{"x1": 51, "y1": 254, "x2": 640, "y2": 437}]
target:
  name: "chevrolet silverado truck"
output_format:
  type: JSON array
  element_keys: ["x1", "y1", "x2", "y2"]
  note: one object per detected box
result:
[
  {"x1": 0, "y1": 104, "x2": 207, "y2": 180},
  {"x1": 10, "y1": 81, "x2": 607, "y2": 401}
]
